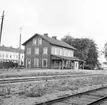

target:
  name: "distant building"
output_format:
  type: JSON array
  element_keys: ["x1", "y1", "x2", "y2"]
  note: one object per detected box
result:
[
  {"x1": 98, "y1": 50, "x2": 107, "y2": 70},
  {"x1": 0, "y1": 45, "x2": 24, "y2": 68},
  {"x1": 22, "y1": 33, "x2": 84, "y2": 69},
  {"x1": 104, "y1": 43, "x2": 107, "y2": 60}
]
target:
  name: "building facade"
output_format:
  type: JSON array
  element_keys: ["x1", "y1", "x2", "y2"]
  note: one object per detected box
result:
[
  {"x1": 22, "y1": 33, "x2": 84, "y2": 69},
  {"x1": 0, "y1": 45, "x2": 24, "y2": 68}
]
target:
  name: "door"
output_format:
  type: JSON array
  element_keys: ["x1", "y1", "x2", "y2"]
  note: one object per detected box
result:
[
  {"x1": 74, "y1": 61, "x2": 79, "y2": 70},
  {"x1": 26, "y1": 58, "x2": 31, "y2": 68},
  {"x1": 34, "y1": 58, "x2": 39, "y2": 68}
]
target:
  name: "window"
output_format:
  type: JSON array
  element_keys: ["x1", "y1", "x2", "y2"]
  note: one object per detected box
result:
[
  {"x1": 35, "y1": 48, "x2": 39, "y2": 55},
  {"x1": 57, "y1": 48, "x2": 60, "y2": 54},
  {"x1": 68, "y1": 51, "x2": 70, "y2": 57},
  {"x1": 63, "y1": 48, "x2": 66, "y2": 56},
  {"x1": 16, "y1": 55, "x2": 18, "y2": 58},
  {"x1": 3, "y1": 54, "x2": 4, "y2": 58},
  {"x1": 43, "y1": 47, "x2": 48, "y2": 55},
  {"x1": 34, "y1": 58, "x2": 39, "y2": 67},
  {"x1": 26, "y1": 48, "x2": 31, "y2": 55},
  {"x1": 65, "y1": 50, "x2": 68, "y2": 56},
  {"x1": 59, "y1": 48, "x2": 63, "y2": 56},
  {"x1": 33, "y1": 38, "x2": 37, "y2": 45},
  {"x1": 10, "y1": 54, "x2": 12, "y2": 58},
  {"x1": 55, "y1": 47, "x2": 58, "y2": 55},
  {"x1": 70, "y1": 51, "x2": 73, "y2": 57},
  {"x1": 54, "y1": 47, "x2": 60, "y2": 55},
  {"x1": 42, "y1": 59, "x2": 47, "y2": 67},
  {"x1": 13, "y1": 54, "x2": 15, "y2": 58},
  {"x1": 51, "y1": 47, "x2": 55, "y2": 55},
  {"x1": 38, "y1": 38, "x2": 42, "y2": 45},
  {"x1": 6, "y1": 54, "x2": 8, "y2": 58}
]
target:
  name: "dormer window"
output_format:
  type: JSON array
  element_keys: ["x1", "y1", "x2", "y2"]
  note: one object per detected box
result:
[
  {"x1": 33, "y1": 38, "x2": 37, "y2": 45},
  {"x1": 38, "y1": 38, "x2": 42, "y2": 45}
]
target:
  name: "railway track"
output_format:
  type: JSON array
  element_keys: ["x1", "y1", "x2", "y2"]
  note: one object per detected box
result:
[
  {"x1": 88, "y1": 96, "x2": 107, "y2": 105},
  {"x1": 1, "y1": 73, "x2": 107, "y2": 105},
  {"x1": 0, "y1": 74, "x2": 102, "y2": 84},
  {"x1": 35, "y1": 86, "x2": 107, "y2": 105}
]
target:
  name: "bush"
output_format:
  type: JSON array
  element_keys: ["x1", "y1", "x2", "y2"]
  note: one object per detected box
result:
[
  {"x1": 84, "y1": 64, "x2": 94, "y2": 70},
  {"x1": 22, "y1": 85, "x2": 46, "y2": 97}
]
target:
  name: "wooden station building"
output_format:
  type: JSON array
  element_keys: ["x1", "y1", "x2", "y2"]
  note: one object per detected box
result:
[{"x1": 22, "y1": 33, "x2": 84, "y2": 69}]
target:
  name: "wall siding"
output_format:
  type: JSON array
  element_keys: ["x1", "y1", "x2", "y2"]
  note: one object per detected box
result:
[
  {"x1": 24, "y1": 35, "x2": 51, "y2": 69},
  {"x1": 51, "y1": 46, "x2": 74, "y2": 57}
]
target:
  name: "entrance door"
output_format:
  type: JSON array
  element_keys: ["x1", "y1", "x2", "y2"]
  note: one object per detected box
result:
[
  {"x1": 34, "y1": 58, "x2": 39, "y2": 68},
  {"x1": 74, "y1": 61, "x2": 79, "y2": 70},
  {"x1": 26, "y1": 59, "x2": 31, "y2": 68}
]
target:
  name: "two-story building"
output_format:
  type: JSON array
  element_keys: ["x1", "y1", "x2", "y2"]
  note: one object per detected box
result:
[
  {"x1": 0, "y1": 45, "x2": 24, "y2": 68},
  {"x1": 22, "y1": 33, "x2": 84, "y2": 69}
]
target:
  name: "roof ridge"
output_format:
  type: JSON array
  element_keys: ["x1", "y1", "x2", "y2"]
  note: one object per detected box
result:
[
  {"x1": 0, "y1": 46, "x2": 24, "y2": 53},
  {"x1": 22, "y1": 33, "x2": 76, "y2": 50}
]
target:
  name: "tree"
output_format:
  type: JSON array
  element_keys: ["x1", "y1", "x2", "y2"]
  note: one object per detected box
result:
[{"x1": 62, "y1": 35, "x2": 99, "y2": 69}]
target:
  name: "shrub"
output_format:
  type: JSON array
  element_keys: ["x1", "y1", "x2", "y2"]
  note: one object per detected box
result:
[
  {"x1": 84, "y1": 64, "x2": 93, "y2": 70},
  {"x1": 23, "y1": 85, "x2": 46, "y2": 97}
]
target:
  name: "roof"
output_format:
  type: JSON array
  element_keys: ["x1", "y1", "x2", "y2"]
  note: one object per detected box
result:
[
  {"x1": 0, "y1": 46, "x2": 24, "y2": 53},
  {"x1": 51, "y1": 55, "x2": 84, "y2": 62},
  {"x1": 22, "y1": 33, "x2": 76, "y2": 50}
]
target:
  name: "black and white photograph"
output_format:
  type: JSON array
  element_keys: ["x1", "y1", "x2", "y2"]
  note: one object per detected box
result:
[{"x1": 0, "y1": 0, "x2": 107, "y2": 105}]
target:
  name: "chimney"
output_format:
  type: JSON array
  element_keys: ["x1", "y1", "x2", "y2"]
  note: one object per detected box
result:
[
  {"x1": 52, "y1": 36, "x2": 57, "y2": 40},
  {"x1": 44, "y1": 33, "x2": 48, "y2": 37}
]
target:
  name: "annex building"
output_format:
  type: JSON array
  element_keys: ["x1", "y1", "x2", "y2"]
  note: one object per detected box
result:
[
  {"x1": 0, "y1": 45, "x2": 24, "y2": 68},
  {"x1": 22, "y1": 33, "x2": 84, "y2": 69}
]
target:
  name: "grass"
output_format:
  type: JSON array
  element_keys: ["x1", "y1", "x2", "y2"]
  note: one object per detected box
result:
[
  {"x1": 0, "y1": 72, "x2": 107, "y2": 98},
  {"x1": 16, "y1": 75, "x2": 107, "y2": 98}
]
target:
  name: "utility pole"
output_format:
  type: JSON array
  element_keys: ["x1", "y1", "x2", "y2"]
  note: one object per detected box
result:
[
  {"x1": 0, "y1": 11, "x2": 4, "y2": 46},
  {"x1": 18, "y1": 27, "x2": 22, "y2": 68}
]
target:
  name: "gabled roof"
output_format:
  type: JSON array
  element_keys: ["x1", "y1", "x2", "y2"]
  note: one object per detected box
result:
[
  {"x1": 22, "y1": 33, "x2": 76, "y2": 50},
  {"x1": 0, "y1": 46, "x2": 24, "y2": 53}
]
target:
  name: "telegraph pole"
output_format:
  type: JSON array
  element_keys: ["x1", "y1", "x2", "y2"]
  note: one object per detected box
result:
[
  {"x1": 18, "y1": 27, "x2": 22, "y2": 68},
  {"x1": 0, "y1": 11, "x2": 4, "y2": 46}
]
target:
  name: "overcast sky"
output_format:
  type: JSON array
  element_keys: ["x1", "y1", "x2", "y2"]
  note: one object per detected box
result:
[{"x1": 0, "y1": 0, "x2": 107, "y2": 52}]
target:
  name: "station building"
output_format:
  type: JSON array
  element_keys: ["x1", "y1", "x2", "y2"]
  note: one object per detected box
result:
[
  {"x1": 0, "y1": 45, "x2": 24, "y2": 68},
  {"x1": 22, "y1": 33, "x2": 84, "y2": 69}
]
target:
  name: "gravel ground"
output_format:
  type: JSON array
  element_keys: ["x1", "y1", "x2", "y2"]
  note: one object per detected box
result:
[
  {"x1": 0, "y1": 75, "x2": 107, "y2": 104},
  {"x1": 0, "y1": 69, "x2": 107, "y2": 105}
]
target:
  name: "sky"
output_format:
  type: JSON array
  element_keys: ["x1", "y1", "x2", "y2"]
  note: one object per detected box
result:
[{"x1": 0, "y1": 0, "x2": 107, "y2": 54}]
